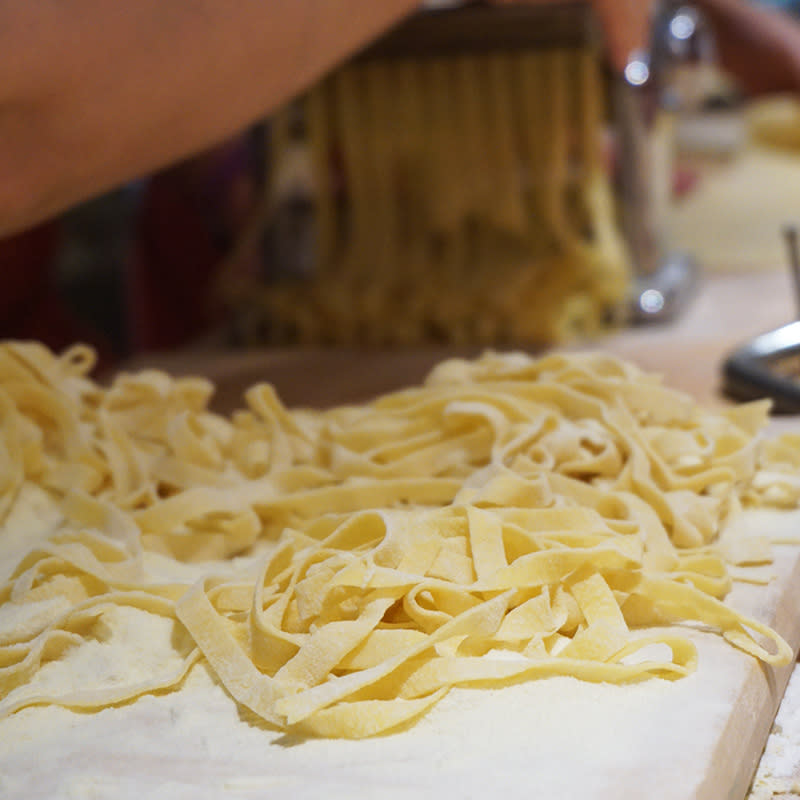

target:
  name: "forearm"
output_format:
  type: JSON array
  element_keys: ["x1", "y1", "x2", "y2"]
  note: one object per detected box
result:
[
  {"x1": 591, "y1": 0, "x2": 653, "y2": 75},
  {"x1": 0, "y1": 0, "x2": 419, "y2": 236}
]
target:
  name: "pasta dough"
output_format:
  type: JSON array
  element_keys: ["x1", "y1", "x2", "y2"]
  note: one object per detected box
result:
[
  {"x1": 225, "y1": 44, "x2": 630, "y2": 346},
  {"x1": 0, "y1": 342, "x2": 798, "y2": 738}
]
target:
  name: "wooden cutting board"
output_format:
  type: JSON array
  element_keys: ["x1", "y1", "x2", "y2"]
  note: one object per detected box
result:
[
  {"x1": 1, "y1": 510, "x2": 799, "y2": 800},
  {"x1": 7, "y1": 272, "x2": 797, "y2": 798}
]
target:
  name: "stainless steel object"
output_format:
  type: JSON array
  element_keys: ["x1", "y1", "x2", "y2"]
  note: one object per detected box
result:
[
  {"x1": 618, "y1": 2, "x2": 715, "y2": 323},
  {"x1": 783, "y1": 223, "x2": 800, "y2": 312},
  {"x1": 722, "y1": 226, "x2": 800, "y2": 412}
]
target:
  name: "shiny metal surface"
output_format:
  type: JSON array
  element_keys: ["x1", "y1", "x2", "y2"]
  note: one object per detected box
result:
[
  {"x1": 616, "y1": 1, "x2": 714, "y2": 323},
  {"x1": 629, "y1": 250, "x2": 699, "y2": 323},
  {"x1": 722, "y1": 229, "x2": 800, "y2": 411}
]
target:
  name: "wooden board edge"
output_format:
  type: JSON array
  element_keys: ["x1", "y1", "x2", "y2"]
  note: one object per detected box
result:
[{"x1": 697, "y1": 544, "x2": 800, "y2": 800}]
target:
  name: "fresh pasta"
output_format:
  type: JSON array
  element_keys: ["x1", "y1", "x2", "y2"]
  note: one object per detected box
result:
[
  {"x1": 224, "y1": 43, "x2": 630, "y2": 346},
  {"x1": 0, "y1": 342, "x2": 798, "y2": 738}
]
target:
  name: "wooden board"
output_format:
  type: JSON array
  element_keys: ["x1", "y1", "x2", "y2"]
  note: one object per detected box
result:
[
  {"x1": 1, "y1": 510, "x2": 800, "y2": 800},
  {"x1": 7, "y1": 271, "x2": 800, "y2": 798},
  {"x1": 117, "y1": 271, "x2": 798, "y2": 414}
]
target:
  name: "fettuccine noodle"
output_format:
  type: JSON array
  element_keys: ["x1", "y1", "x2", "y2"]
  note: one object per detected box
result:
[{"x1": 0, "y1": 342, "x2": 798, "y2": 738}]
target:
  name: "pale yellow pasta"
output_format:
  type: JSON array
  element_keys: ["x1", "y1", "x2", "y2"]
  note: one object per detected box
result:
[{"x1": 0, "y1": 342, "x2": 797, "y2": 739}]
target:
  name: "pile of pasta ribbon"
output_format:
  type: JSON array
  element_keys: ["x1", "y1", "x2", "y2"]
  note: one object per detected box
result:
[{"x1": 1, "y1": 342, "x2": 799, "y2": 738}]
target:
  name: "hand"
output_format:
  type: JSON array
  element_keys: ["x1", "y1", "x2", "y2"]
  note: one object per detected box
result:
[
  {"x1": 590, "y1": 0, "x2": 655, "y2": 75},
  {"x1": 491, "y1": 0, "x2": 800, "y2": 95},
  {"x1": 696, "y1": 0, "x2": 800, "y2": 95}
]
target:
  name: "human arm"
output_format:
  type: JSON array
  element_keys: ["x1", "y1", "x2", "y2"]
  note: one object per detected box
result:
[
  {"x1": 5, "y1": 0, "x2": 800, "y2": 240},
  {"x1": 0, "y1": 0, "x2": 419, "y2": 237}
]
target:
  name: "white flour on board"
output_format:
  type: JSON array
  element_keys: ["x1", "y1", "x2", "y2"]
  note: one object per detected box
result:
[
  {"x1": 0, "y1": 576, "x2": 761, "y2": 800},
  {"x1": 2, "y1": 494, "x2": 799, "y2": 800}
]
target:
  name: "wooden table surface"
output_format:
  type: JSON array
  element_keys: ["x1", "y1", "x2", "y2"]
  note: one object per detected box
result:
[{"x1": 127, "y1": 268, "x2": 796, "y2": 414}]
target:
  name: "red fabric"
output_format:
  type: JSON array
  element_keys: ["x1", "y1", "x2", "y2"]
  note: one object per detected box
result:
[
  {"x1": 0, "y1": 223, "x2": 59, "y2": 325},
  {"x1": 127, "y1": 169, "x2": 221, "y2": 352},
  {"x1": 0, "y1": 223, "x2": 115, "y2": 368},
  {"x1": 127, "y1": 137, "x2": 257, "y2": 352}
]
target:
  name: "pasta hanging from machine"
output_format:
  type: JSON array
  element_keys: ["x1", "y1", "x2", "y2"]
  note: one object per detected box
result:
[{"x1": 224, "y1": 42, "x2": 631, "y2": 346}]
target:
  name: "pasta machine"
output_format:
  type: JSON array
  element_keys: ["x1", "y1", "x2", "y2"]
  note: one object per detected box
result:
[
  {"x1": 723, "y1": 225, "x2": 800, "y2": 412},
  {"x1": 238, "y1": 0, "x2": 716, "y2": 345},
  {"x1": 362, "y1": 0, "x2": 716, "y2": 323}
]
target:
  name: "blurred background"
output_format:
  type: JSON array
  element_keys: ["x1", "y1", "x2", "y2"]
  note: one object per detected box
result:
[{"x1": 4, "y1": 0, "x2": 800, "y2": 376}]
